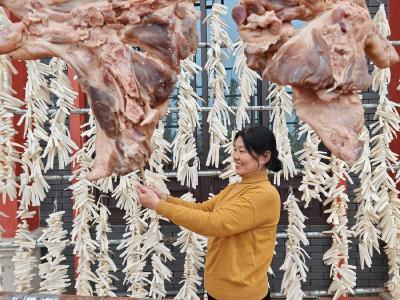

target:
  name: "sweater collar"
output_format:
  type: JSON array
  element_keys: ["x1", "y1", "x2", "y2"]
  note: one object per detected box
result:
[{"x1": 240, "y1": 170, "x2": 269, "y2": 184}]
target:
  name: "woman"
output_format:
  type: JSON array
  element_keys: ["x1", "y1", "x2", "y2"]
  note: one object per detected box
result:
[{"x1": 138, "y1": 126, "x2": 282, "y2": 300}]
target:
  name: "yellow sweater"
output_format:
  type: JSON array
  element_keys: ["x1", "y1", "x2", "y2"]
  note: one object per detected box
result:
[{"x1": 156, "y1": 170, "x2": 281, "y2": 300}]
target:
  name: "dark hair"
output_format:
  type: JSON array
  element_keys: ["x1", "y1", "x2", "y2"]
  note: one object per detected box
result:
[{"x1": 234, "y1": 126, "x2": 282, "y2": 172}]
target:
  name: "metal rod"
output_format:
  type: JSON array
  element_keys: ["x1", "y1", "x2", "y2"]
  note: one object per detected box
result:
[
  {"x1": 0, "y1": 231, "x2": 364, "y2": 248},
  {"x1": 195, "y1": 41, "x2": 400, "y2": 48},
  {"x1": 24, "y1": 163, "x2": 400, "y2": 182},
  {"x1": 165, "y1": 170, "x2": 221, "y2": 177},
  {"x1": 162, "y1": 287, "x2": 388, "y2": 297},
  {"x1": 7, "y1": 103, "x2": 380, "y2": 115},
  {"x1": 8, "y1": 106, "x2": 274, "y2": 115},
  {"x1": 37, "y1": 170, "x2": 223, "y2": 181},
  {"x1": 197, "y1": 41, "x2": 400, "y2": 47},
  {"x1": 276, "y1": 231, "x2": 331, "y2": 239},
  {"x1": 0, "y1": 287, "x2": 388, "y2": 298},
  {"x1": 271, "y1": 287, "x2": 387, "y2": 298}
]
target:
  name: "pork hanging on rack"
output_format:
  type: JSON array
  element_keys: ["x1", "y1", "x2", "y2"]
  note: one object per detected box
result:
[
  {"x1": 232, "y1": 0, "x2": 399, "y2": 164},
  {"x1": 0, "y1": 0, "x2": 199, "y2": 180}
]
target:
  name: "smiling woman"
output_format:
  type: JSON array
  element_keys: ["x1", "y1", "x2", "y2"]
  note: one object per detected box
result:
[
  {"x1": 138, "y1": 125, "x2": 282, "y2": 300},
  {"x1": 233, "y1": 126, "x2": 282, "y2": 177}
]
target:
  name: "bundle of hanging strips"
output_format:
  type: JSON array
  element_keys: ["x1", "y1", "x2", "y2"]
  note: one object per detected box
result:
[
  {"x1": 280, "y1": 123, "x2": 330, "y2": 300},
  {"x1": 174, "y1": 192, "x2": 208, "y2": 300},
  {"x1": 369, "y1": 5, "x2": 400, "y2": 298},
  {"x1": 268, "y1": 85, "x2": 306, "y2": 300},
  {"x1": 142, "y1": 122, "x2": 174, "y2": 299},
  {"x1": 172, "y1": 56, "x2": 202, "y2": 189},
  {"x1": 70, "y1": 111, "x2": 100, "y2": 296},
  {"x1": 280, "y1": 189, "x2": 309, "y2": 300},
  {"x1": 351, "y1": 126, "x2": 381, "y2": 270},
  {"x1": 268, "y1": 84, "x2": 297, "y2": 185},
  {"x1": 204, "y1": 3, "x2": 234, "y2": 168},
  {"x1": 323, "y1": 157, "x2": 356, "y2": 299},
  {"x1": 220, "y1": 37, "x2": 259, "y2": 183},
  {"x1": 95, "y1": 202, "x2": 118, "y2": 297},
  {"x1": 37, "y1": 211, "x2": 70, "y2": 294},
  {"x1": 296, "y1": 123, "x2": 330, "y2": 208},
  {"x1": 42, "y1": 58, "x2": 78, "y2": 171},
  {"x1": 12, "y1": 220, "x2": 37, "y2": 293},
  {"x1": 0, "y1": 8, "x2": 21, "y2": 205},
  {"x1": 232, "y1": 38, "x2": 260, "y2": 130},
  {"x1": 19, "y1": 59, "x2": 51, "y2": 211},
  {"x1": 114, "y1": 172, "x2": 148, "y2": 298}
]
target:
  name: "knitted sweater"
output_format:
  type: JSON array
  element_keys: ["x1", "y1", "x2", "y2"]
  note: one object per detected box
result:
[{"x1": 156, "y1": 170, "x2": 281, "y2": 300}]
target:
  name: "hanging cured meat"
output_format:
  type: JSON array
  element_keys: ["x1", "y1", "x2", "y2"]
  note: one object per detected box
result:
[
  {"x1": 232, "y1": 0, "x2": 399, "y2": 163},
  {"x1": 0, "y1": 0, "x2": 199, "y2": 180}
]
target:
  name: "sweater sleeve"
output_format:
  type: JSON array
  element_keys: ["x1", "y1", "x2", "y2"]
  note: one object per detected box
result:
[
  {"x1": 156, "y1": 195, "x2": 256, "y2": 237},
  {"x1": 164, "y1": 187, "x2": 229, "y2": 212},
  {"x1": 253, "y1": 186, "x2": 281, "y2": 227},
  {"x1": 165, "y1": 195, "x2": 218, "y2": 212}
]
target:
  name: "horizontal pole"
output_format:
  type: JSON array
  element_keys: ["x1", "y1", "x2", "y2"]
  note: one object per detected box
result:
[
  {"x1": 8, "y1": 106, "x2": 275, "y2": 115},
  {"x1": 22, "y1": 162, "x2": 400, "y2": 182},
  {"x1": 32, "y1": 170, "x2": 223, "y2": 182},
  {"x1": 0, "y1": 231, "x2": 361, "y2": 248},
  {"x1": 7, "y1": 103, "x2": 380, "y2": 115},
  {"x1": 197, "y1": 42, "x2": 400, "y2": 48},
  {"x1": 272, "y1": 287, "x2": 387, "y2": 298},
  {"x1": 164, "y1": 287, "x2": 387, "y2": 297},
  {"x1": 164, "y1": 170, "x2": 222, "y2": 177},
  {"x1": 198, "y1": 41, "x2": 400, "y2": 48},
  {"x1": 0, "y1": 287, "x2": 388, "y2": 299}
]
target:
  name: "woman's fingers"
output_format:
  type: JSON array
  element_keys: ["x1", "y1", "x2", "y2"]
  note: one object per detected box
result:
[
  {"x1": 138, "y1": 185, "x2": 163, "y2": 209},
  {"x1": 137, "y1": 185, "x2": 160, "y2": 210},
  {"x1": 137, "y1": 184, "x2": 151, "y2": 194},
  {"x1": 147, "y1": 186, "x2": 167, "y2": 200},
  {"x1": 148, "y1": 186, "x2": 161, "y2": 196}
]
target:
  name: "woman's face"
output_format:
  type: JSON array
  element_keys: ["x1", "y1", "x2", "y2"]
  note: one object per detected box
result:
[{"x1": 233, "y1": 136, "x2": 267, "y2": 177}]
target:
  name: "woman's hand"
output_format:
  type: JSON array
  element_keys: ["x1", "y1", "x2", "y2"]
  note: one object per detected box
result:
[
  {"x1": 137, "y1": 185, "x2": 161, "y2": 210},
  {"x1": 148, "y1": 186, "x2": 167, "y2": 200}
]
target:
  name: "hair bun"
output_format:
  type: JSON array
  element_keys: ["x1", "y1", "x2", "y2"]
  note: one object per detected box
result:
[{"x1": 267, "y1": 155, "x2": 282, "y2": 172}]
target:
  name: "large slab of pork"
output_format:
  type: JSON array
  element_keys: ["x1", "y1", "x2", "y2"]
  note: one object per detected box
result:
[
  {"x1": 232, "y1": 0, "x2": 399, "y2": 164},
  {"x1": 0, "y1": 0, "x2": 199, "y2": 180}
]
